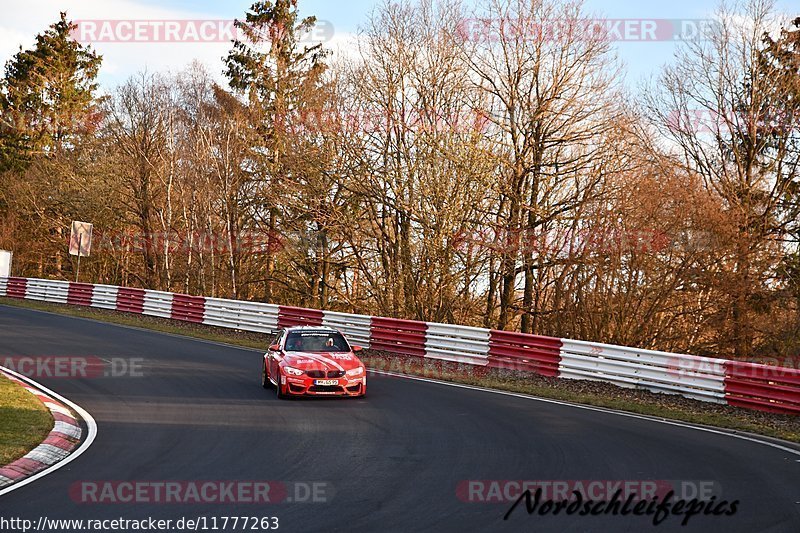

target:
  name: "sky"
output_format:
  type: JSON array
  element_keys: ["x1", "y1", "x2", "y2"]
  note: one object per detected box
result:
[{"x1": 0, "y1": 0, "x2": 796, "y2": 93}]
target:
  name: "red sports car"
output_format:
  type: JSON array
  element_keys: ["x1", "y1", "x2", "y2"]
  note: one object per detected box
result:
[{"x1": 261, "y1": 326, "x2": 367, "y2": 398}]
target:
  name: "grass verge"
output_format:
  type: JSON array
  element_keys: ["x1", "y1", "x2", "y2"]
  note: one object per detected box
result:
[
  {"x1": 2, "y1": 295, "x2": 799, "y2": 444},
  {"x1": 0, "y1": 373, "x2": 53, "y2": 466}
]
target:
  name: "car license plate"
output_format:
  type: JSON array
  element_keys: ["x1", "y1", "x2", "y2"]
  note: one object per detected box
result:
[{"x1": 315, "y1": 379, "x2": 339, "y2": 386}]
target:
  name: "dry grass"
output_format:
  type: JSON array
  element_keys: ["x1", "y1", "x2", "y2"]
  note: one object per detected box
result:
[{"x1": 0, "y1": 373, "x2": 53, "y2": 465}]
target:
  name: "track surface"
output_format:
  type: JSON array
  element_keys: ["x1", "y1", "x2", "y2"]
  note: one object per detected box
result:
[{"x1": 0, "y1": 304, "x2": 798, "y2": 532}]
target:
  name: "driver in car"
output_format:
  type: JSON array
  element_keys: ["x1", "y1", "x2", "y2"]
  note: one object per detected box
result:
[{"x1": 287, "y1": 337, "x2": 304, "y2": 351}]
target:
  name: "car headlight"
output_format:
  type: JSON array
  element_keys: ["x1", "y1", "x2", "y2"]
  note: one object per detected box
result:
[
  {"x1": 283, "y1": 366, "x2": 304, "y2": 376},
  {"x1": 347, "y1": 367, "x2": 364, "y2": 377}
]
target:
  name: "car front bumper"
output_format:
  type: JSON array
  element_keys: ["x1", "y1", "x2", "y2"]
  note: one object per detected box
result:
[{"x1": 282, "y1": 375, "x2": 367, "y2": 396}]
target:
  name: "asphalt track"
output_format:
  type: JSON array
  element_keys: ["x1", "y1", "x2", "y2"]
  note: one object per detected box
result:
[{"x1": 0, "y1": 304, "x2": 799, "y2": 532}]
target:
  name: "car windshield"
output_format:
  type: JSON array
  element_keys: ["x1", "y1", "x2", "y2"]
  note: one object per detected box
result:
[{"x1": 284, "y1": 331, "x2": 350, "y2": 352}]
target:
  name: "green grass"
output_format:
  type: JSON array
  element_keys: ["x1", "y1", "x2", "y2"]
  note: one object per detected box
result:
[
  {"x1": 0, "y1": 373, "x2": 53, "y2": 466},
  {"x1": 2, "y1": 295, "x2": 799, "y2": 445}
]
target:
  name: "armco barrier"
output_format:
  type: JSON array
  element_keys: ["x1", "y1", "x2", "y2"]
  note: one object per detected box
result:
[
  {"x1": 203, "y1": 298, "x2": 279, "y2": 334},
  {"x1": 142, "y1": 290, "x2": 173, "y2": 319},
  {"x1": 370, "y1": 317, "x2": 427, "y2": 357},
  {"x1": 67, "y1": 282, "x2": 94, "y2": 306},
  {"x1": 116, "y1": 287, "x2": 145, "y2": 314},
  {"x1": 724, "y1": 361, "x2": 800, "y2": 415},
  {"x1": 488, "y1": 330, "x2": 562, "y2": 377},
  {"x1": 44, "y1": 280, "x2": 69, "y2": 304},
  {"x1": 1, "y1": 277, "x2": 799, "y2": 416},
  {"x1": 91, "y1": 284, "x2": 118, "y2": 310},
  {"x1": 278, "y1": 306, "x2": 324, "y2": 328},
  {"x1": 559, "y1": 340, "x2": 726, "y2": 403},
  {"x1": 6, "y1": 277, "x2": 27, "y2": 299},
  {"x1": 24, "y1": 278, "x2": 48, "y2": 301},
  {"x1": 425, "y1": 323, "x2": 490, "y2": 365},
  {"x1": 172, "y1": 294, "x2": 205, "y2": 323}
]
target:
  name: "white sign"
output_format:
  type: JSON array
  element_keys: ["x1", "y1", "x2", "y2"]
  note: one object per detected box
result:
[
  {"x1": 69, "y1": 221, "x2": 93, "y2": 257},
  {"x1": 0, "y1": 250, "x2": 11, "y2": 277}
]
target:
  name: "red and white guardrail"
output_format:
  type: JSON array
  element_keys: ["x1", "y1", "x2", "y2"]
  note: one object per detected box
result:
[{"x1": 1, "y1": 276, "x2": 798, "y2": 415}]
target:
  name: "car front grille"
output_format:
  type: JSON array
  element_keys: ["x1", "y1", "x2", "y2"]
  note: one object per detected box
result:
[
  {"x1": 306, "y1": 370, "x2": 345, "y2": 378},
  {"x1": 309, "y1": 385, "x2": 343, "y2": 393}
]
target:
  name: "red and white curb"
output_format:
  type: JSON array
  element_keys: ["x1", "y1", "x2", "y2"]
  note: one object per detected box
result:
[{"x1": 0, "y1": 366, "x2": 97, "y2": 495}]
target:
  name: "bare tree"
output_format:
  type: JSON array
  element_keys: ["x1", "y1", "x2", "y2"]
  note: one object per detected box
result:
[
  {"x1": 103, "y1": 73, "x2": 175, "y2": 289},
  {"x1": 647, "y1": 0, "x2": 800, "y2": 357},
  {"x1": 457, "y1": 0, "x2": 621, "y2": 331},
  {"x1": 338, "y1": 0, "x2": 495, "y2": 320}
]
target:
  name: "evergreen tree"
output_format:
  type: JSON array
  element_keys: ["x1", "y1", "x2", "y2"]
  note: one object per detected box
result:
[
  {"x1": 761, "y1": 17, "x2": 800, "y2": 323},
  {"x1": 0, "y1": 12, "x2": 102, "y2": 170},
  {"x1": 225, "y1": 0, "x2": 327, "y2": 114},
  {"x1": 224, "y1": 0, "x2": 329, "y2": 301}
]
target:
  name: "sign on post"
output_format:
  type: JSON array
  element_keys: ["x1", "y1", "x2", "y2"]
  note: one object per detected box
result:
[
  {"x1": 0, "y1": 250, "x2": 11, "y2": 277},
  {"x1": 69, "y1": 221, "x2": 93, "y2": 257},
  {"x1": 69, "y1": 221, "x2": 93, "y2": 283}
]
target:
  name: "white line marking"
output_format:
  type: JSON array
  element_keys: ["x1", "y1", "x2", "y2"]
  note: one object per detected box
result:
[
  {"x1": 0, "y1": 366, "x2": 97, "y2": 498},
  {"x1": 369, "y1": 369, "x2": 800, "y2": 457}
]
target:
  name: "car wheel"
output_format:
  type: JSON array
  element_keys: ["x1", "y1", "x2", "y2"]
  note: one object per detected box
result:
[
  {"x1": 261, "y1": 361, "x2": 271, "y2": 389},
  {"x1": 276, "y1": 371, "x2": 287, "y2": 399}
]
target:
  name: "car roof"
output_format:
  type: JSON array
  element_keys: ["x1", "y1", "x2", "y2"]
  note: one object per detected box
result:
[{"x1": 284, "y1": 325, "x2": 339, "y2": 332}]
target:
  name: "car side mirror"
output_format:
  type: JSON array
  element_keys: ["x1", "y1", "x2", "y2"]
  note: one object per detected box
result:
[
  {"x1": 352, "y1": 345, "x2": 363, "y2": 352},
  {"x1": 269, "y1": 344, "x2": 280, "y2": 351}
]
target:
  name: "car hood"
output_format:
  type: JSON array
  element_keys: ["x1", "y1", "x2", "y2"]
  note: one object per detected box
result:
[{"x1": 282, "y1": 351, "x2": 363, "y2": 371}]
